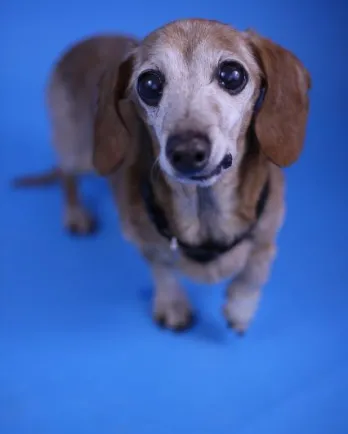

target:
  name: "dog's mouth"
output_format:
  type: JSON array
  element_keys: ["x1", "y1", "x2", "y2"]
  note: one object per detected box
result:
[{"x1": 189, "y1": 153, "x2": 233, "y2": 182}]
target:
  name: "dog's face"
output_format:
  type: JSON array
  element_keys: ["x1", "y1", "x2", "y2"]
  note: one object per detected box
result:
[
  {"x1": 128, "y1": 21, "x2": 261, "y2": 186},
  {"x1": 93, "y1": 20, "x2": 311, "y2": 184}
]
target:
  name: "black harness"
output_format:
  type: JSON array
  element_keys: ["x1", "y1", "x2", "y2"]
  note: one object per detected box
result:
[{"x1": 140, "y1": 85, "x2": 269, "y2": 264}]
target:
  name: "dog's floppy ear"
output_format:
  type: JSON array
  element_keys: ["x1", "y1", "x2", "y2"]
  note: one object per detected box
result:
[
  {"x1": 246, "y1": 31, "x2": 311, "y2": 167},
  {"x1": 93, "y1": 54, "x2": 136, "y2": 176}
]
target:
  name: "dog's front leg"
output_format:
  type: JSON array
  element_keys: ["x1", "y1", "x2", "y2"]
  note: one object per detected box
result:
[
  {"x1": 223, "y1": 242, "x2": 276, "y2": 334},
  {"x1": 151, "y1": 263, "x2": 194, "y2": 331}
]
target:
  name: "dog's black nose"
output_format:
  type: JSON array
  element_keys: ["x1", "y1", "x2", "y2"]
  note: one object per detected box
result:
[{"x1": 166, "y1": 131, "x2": 211, "y2": 176}]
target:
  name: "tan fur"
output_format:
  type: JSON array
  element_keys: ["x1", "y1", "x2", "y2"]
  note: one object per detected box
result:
[{"x1": 14, "y1": 20, "x2": 311, "y2": 332}]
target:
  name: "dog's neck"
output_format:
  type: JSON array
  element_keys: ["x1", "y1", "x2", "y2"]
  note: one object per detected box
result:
[
  {"x1": 159, "y1": 168, "x2": 238, "y2": 245},
  {"x1": 150, "y1": 138, "x2": 269, "y2": 247}
]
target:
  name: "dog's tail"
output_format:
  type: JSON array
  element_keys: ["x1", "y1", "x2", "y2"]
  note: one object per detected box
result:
[{"x1": 12, "y1": 167, "x2": 61, "y2": 188}]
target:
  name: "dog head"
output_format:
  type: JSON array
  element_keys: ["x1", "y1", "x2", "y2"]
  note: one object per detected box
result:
[{"x1": 94, "y1": 19, "x2": 311, "y2": 186}]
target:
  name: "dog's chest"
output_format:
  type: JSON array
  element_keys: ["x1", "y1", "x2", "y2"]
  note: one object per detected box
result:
[{"x1": 173, "y1": 181, "x2": 256, "y2": 283}]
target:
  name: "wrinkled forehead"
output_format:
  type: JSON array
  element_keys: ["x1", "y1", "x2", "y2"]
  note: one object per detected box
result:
[{"x1": 134, "y1": 20, "x2": 259, "y2": 76}]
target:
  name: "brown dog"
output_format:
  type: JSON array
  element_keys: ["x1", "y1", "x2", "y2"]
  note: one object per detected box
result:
[{"x1": 14, "y1": 19, "x2": 311, "y2": 334}]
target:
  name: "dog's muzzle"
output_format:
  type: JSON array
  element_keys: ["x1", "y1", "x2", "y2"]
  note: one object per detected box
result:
[
  {"x1": 165, "y1": 130, "x2": 233, "y2": 181},
  {"x1": 166, "y1": 131, "x2": 212, "y2": 176}
]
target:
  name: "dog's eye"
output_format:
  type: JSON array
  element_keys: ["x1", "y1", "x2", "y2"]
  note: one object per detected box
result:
[
  {"x1": 217, "y1": 61, "x2": 248, "y2": 94},
  {"x1": 137, "y1": 70, "x2": 164, "y2": 106}
]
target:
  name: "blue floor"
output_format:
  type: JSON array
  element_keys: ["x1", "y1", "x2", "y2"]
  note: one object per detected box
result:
[{"x1": 1, "y1": 1, "x2": 347, "y2": 433}]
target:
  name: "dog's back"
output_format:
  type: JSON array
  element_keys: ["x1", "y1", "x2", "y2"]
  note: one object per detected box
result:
[
  {"x1": 46, "y1": 34, "x2": 137, "y2": 174},
  {"x1": 12, "y1": 34, "x2": 137, "y2": 234}
]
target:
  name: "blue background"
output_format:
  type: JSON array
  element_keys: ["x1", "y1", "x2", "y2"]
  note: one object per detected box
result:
[{"x1": 1, "y1": 1, "x2": 347, "y2": 433}]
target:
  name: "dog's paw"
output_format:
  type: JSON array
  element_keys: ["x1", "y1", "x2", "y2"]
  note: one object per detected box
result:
[
  {"x1": 154, "y1": 296, "x2": 194, "y2": 332},
  {"x1": 64, "y1": 206, "x2": 97, "y2": 236},
  {"x1": 223, "y1": 288, "x2": 260, "y2": 335}
]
